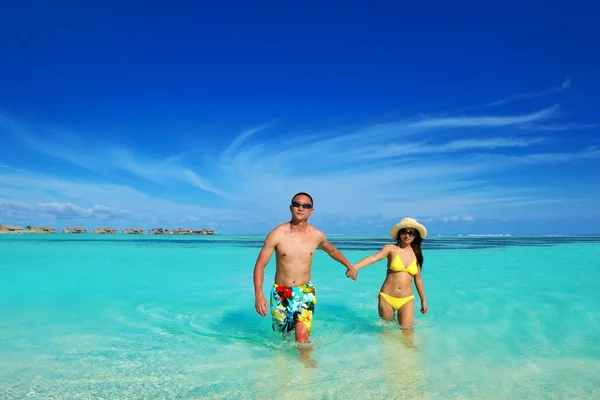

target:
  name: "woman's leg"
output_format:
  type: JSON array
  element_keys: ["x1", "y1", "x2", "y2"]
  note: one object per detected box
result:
[
  {"x1": 398, "y1": 298, "x2": 416, "y2": 348},
  {"x1": 378, "y1": 294, "x2": 396, "y2": 321},
  {"x1": 398, "y1": 297, "x2": 415, "y2": 328}
]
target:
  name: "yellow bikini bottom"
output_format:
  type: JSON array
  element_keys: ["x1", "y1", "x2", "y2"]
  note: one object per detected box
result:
[{"x1": 379, "y1": 292, "x2": 415, "y2": 311}]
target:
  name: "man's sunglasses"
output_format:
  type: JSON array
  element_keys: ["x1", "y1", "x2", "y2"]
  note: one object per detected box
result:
[
  {"x1": 399, "y1": 229, "x2": 417, "y2": 237},
  {"x1": 291, "y1": 201, "x2": 313, "y2": 209}
]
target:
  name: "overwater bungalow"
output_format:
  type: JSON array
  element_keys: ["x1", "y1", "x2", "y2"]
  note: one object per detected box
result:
[
  {"x1": 0, "y1": 225, "x2": 23, "y2": 233},
  {"x1": 122, "y1": 228, "x2": 144, "y2": 234},
  {"x1": 172, "y1": 228, "x2": 217, "y2": 235},
  {"x1": 33, "y1": 226, "x2": 57, "y2": 233},
  {"x1": 63, "y1": 227, "x2": 88, "y2": 234},
  {"x1": 194, "y1": 228, "x2": 217, "y2": 235},
  {"x1": 93, "y1": 227, "x2": 117, "y2": 234},
  {"x1": 148, "y1": 228, "x2": 171, "y2": 235}
]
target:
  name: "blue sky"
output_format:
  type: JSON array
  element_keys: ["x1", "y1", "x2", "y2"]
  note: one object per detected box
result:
[{"x1": 1, "y1": 1, "x2": 599, "y2": 234}]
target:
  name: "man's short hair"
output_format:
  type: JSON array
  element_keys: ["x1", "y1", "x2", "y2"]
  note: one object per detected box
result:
[{"x1": 291, "y1": 192, "x2": 314, "y2": 206}]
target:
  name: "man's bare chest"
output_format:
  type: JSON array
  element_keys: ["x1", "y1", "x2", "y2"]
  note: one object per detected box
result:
[{"x1": 276, "y1": 240, "x2": 317, "y2": 260}]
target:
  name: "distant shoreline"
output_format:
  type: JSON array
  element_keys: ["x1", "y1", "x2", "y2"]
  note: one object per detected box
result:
[
  {"x1": 0, "y1": 227, "x2": 217, "y2": 235},
  {"x1": 0, "y1": 231, "x2": 55, "y2": 234},
  {"x1": 1, "y1": 232, "x2": 599, "y2": 236}
]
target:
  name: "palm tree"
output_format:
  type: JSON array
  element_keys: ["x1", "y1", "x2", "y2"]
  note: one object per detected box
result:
[{"x1": 25, "y1": 225, "x2": 32, "y2": 231}]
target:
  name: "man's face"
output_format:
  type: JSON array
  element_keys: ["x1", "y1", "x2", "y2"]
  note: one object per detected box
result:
[{"x1": 289, "y1": 195, "x2": 314, "y2": 221}]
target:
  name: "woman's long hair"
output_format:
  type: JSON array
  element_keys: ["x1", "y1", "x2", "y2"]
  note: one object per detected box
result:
[{"x1": 397, "y1": 232, "x2": 424, "y2": 269}]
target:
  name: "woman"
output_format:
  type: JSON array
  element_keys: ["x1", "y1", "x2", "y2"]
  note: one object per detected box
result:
[{"x1": 354, "y1": 218, "x2": 428, "y2": 328}]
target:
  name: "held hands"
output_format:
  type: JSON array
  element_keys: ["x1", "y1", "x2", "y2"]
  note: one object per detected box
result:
[
  {"x1": 345, "y1": 265, "x2": 358, "y2": 280},
  {"x1": 255, "y1": 294, "x2": 268, "y2": 317},
  {"x1": 420, "y1": 300, "x2": 428, "y2": 315}
]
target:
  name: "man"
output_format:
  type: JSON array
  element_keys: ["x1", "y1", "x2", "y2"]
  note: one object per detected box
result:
[{"x1": 253, "y1": 192, "x2": 358, "y2": 343}]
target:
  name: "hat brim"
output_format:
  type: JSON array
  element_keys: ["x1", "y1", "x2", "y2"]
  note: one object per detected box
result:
[{"x1": 389, "y1": 220, "x2": 427, "y2": 240}]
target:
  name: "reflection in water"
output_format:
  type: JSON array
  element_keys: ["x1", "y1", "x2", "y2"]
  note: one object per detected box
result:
[
  {"x1": 255, "y1": 341, "x2": 317, "y2": 396},
  {"x1": 280, "y1": 332, "x2": 318, "y2": 368},
  {"x1": 380, "y1": 327, "x2": 428, "y2": 399},
  {"x1": 298, "y1": 342, "x2": 318, "y2": 369},
  {"x1": 401, "y1": 326, "x2": 417, "y2": 350},
  {"x1": 184, "y1": 304, "x2": 431, "y2": 397}
]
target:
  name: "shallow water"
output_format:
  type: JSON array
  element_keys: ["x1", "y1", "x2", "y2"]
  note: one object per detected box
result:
[{"x1": 1, "y1": 234, "x2": 599, "y2": 399}]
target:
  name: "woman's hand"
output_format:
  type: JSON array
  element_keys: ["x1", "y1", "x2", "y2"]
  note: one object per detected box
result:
[
  {"x1": 346, "y1": 265, "x2": 358, "y2": 280},
  {"x1": 420, "y1": 300, "x2": 428, "y2": 314}
]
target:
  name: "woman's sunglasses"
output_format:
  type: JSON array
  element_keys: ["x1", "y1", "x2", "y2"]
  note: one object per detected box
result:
[
  {"x1": 291, "y1": 201, "x2": 313, "y2": 209},
  {"x1": 399, "y1": 229, "x2": 417, "y2": 237}
]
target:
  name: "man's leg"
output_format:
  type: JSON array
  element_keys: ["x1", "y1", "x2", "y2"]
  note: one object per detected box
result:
[
  {"x1": 294, "y1": 321, "x2": 317, "y2": 368},
  {"x1": 293, "y1": 282, "x2": 316, "y2": 342},
  {"x1": 270, "y1": 284, "x2": 292, "y2": 335},
  {"x1": 295, "y1": 321, "x2": 310, "y2": 343}
]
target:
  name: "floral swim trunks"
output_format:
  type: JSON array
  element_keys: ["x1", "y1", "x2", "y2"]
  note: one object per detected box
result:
[{"x1": 270, "y1": 281, "x2": 317, "y2": 335}]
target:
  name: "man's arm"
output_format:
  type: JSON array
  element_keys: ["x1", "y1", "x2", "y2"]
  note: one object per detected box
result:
[
  {"x1": 317, "y1": 233, "x2": 357, "y2": 280},
  {"x1": 253, "y1": 230, "x2": 278, "y2": 316}
]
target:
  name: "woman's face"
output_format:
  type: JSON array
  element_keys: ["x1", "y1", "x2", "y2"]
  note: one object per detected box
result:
[{"x1": 398, "y1": 228, "x2": 417, "y2": 243}]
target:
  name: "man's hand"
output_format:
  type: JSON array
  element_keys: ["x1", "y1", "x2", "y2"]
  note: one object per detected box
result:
[
  {"x1": 255, "y1": 294, "x2": 268, "y2": 317},
  {"x1": 345, "y1": 266, "x2": 358, "y2": 280},
  {"x1": 420, "y1": 300, "x2": 428, "y2": 314}
]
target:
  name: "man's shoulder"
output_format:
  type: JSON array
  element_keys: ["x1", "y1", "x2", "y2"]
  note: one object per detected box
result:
[
  {"x1": 308, "y1": 224, "x2": 326, "y2": 240},
  {"x1": 266, "y1": 223, "x2": 288, "y2": 238},
  {"x1": 273, "y1": 222, "x2": 290, "y2": 232},
  {"x1": 309, "y1": 224, "x2": 323, "y2": 234}
]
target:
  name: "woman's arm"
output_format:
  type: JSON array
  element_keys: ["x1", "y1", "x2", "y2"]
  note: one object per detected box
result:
[
  {"x1": 353, "y1": 245, "x2": 390, "y2": 270},
  {"x1": 414, "y1": 268, "x2": 428, "y2": 314}
]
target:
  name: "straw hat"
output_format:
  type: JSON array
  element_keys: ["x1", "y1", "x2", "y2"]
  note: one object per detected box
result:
[{"x1": 389, "y1": 217, "x2": 427, "y2": 240}]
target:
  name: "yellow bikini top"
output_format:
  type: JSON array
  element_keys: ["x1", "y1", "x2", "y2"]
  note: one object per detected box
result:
[{"x1": 389, "y1": 253, "x2": 419, "y2": 276}]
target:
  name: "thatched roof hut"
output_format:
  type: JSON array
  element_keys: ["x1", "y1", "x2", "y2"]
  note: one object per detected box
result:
[
  {"x1": 148, "y1": 228, "x2": 171, "y2": 234},
  {"x1": 0, "y1": 225, "x2": 23, "y2": 233},
  {"x1": 33, "y1": 226, "x2": 57, "y2": 233},
  {"x1": 63, "y1": 227, "x2": 88, "y2": 234},
  {"x1": 93, "y1": 227, "x2": 117, "y2": 234},
  {"x1": 122, "y1": 228, "x2": 144, "y2": 234}
]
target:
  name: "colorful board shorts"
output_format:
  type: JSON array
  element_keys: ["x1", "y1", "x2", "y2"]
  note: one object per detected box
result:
[{"x1": 270, "y1": 281, "x2": 317, "y2": 335}]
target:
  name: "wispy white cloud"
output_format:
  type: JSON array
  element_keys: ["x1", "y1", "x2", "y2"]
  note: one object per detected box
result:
[
  {"x1": 0, "y1": 170, "x2": 244, "y2": 228},
  {"x1": 109, "y1": 148, "x2": 228, "y2": 197},
  {"x1": 37, "y1": 201, "x2": 93, "y2": 218},
  {"x1": 518, "y1": 122, "x2": 598, "y2": 132},
  {"x1": 487, "y1": 78, "x2": 571, "y2": 106},
  {"x1": 208, "y1": 105, "x2": 598, "y2": 223},
  {"x1": 0, "y1": 199, "x2": 141, "y2": 227},
  {"x1": 1, "y1": 93, "x2": 598, "y2": 232},
  {"x1": 407, "y1": 105, "x2": 559, "y2": 129},
  {"x1": 355, "y1": 137, "x2": 550, "y2": 160},
  {"x1": 0, "y1": 116, "x2": 228, "y2": 198},
  {"x1": 443, "y1": 137, "x2": 549, "y2": 150},
  {"x1": 215, "y1": 108, "x2": 564, "y2": 179},
  {"x1": 221, "y1": 122, "x2": 272, "y2": 158},
  {"x1": 515, "y1": 146, "x2": 600, "y2": 164},
  {"x1": 33, "y1": 202, "x2": 138, "y2": 220},
  {"x1": 441, "y1": 215, "x2": 475, "y2": 223},
  {"x1": 219, "y1": 107, "x2": 560, "y2": 172}
]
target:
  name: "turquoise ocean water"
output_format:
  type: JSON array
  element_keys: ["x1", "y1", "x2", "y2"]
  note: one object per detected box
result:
[{"x1": 1, "y1": 234, "x2": 599, "y2": 399}]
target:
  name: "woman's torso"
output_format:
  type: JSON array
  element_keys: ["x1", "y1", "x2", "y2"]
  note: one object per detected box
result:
[{"x1": 380, "y1": 244, "x2": 418, "y2": 297}]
